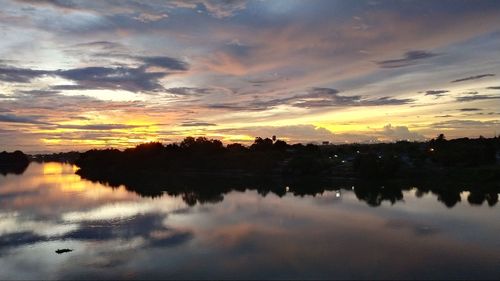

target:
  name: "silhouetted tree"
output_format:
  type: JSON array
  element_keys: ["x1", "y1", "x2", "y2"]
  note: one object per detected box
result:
[{"x1": 0, "y1": 150, "x2": 30, "y2": 175}]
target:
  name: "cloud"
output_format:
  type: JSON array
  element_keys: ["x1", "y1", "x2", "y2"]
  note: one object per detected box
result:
[
  {"x1": 380, "y1": 124, "x2": 425, "y2": 141},
  {"x1": 180, "y1": 121, "x2": 217, "y2": 127},
  {"x1": 451, "y1": 74, "x2": 495, "y2": 83},
  {"x1": 3, "y1": 1, "x2": 500, "y2": 151},
  {"x1": 200, "y1": 0, "x2": 247, "y2": 18},
  {"x1": 19, "y1": 90, "x2": 60, "y2": 96},
  {"x1": 0, "y1": 231, "x2": 46, "y2": 250},
  {"x1": 0, "y1": 114, "x2": 49, "y2": 125},
  {"x1": 431, "y1": 119, "x2": 500, "y2": 129},
  {"x1": 15, "y1": 0, "x2": 246, "y2": 22},
  {"x1": 167, "y1": 0, "x2": 247, "y2": 18},
  {"x1": 72, "y1": 41, "x2": 124, "y2": 50},
  {"x1": 208, "y1": 87, "x2": 413, "y2": 111},
  {"x1": 57, "y1": 124, "x2": 147, "y2": 130},
  {"x1": 363, "y1": 96, "x2": 414, "y2": 106},
  {"x1": 324, "y1": 124, "x2": 426, "y2": 143},
  {"x1": 15, "y1": 0, "x2": 75, "y2": 10},
  {"x1": 456, "y1": 92, "x2": 500, "y2": 102},
  {"x1": 424, "y1": 90, "x2": 449, "y2": 98},
  {"x1": 300, "y1": 88, "x2": 414, "y2": 107},
  {"x1": 486, "y1": 86, "x2": 500, "y2": 90},
  {"x1": 133, "y1": 12, "x2": 168, "y2": 23},
  {"x1": 218, "y1": 124, "x2": 335, "y2": 143},
  {"x1": 459, "y1": 108, "x2": 481, "y2": 112},
  {"x1": 376, "y1": 50, "x2": 437, "y2": 68},
  {"x1": 138, "y1": 56, "x2": 189, "y2": 71},
  {"x1": 56, "y1": 66, "x2": 168, "y2": 92},
  {"x1": 0, "y1": 66, "x2": 50, "y2": 83},
  {"x1": 0, "y1": 112, "x2": 149, "y2": 131},
  {"x1": 0, "y1": 52, "x2": 189, "y2": 92},
  {"x1": 0, "y1": 57, "x2": 189, "y2": 92},
  {"x1": 166, "y1": 87, "x2": 214, "y2": 96}
]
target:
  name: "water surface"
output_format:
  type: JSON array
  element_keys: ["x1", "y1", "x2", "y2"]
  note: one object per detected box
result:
[{"x1": 0, "y1": 162, "x2": 499, "y2": 279}]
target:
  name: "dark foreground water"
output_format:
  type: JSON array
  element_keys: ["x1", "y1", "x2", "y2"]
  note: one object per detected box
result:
[{"x1": 0, "y1": 162, "x2": 499, "y2": 280}]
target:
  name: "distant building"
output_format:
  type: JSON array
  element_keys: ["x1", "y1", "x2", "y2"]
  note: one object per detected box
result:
[{"x1": 322, "y1": 141, "x2": 330, "y2": 145}]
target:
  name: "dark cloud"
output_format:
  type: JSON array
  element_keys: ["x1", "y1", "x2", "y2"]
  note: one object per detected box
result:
[
  {"x1": 451, "y1": 74, "x2": 495, "y2": 83},
  {"x1": 0, "y1": 114, "x2": 49, "y2": 125},
  {"x1": 72, "y1": 41, "x2": 124, "y2": 50},
  {"x1": 0, "y1": 113, "x2": 143, "y2": 131},
  {"x1": 431, "y1": 119, "x2": 500, "y2": 129},
  {"x1": 308, "y1": 87, "x2": 340, "y2": 96},
  {"x1": 4, "y1": 90, "x2": 146, "y2": 117},
  {"x1": 299, "y1": 88, "x2": 413, "y2": 107},
  {"x1": 56, "y1": 66, "x2": 168, "y2": 92},
  {"x1": 180, "y1": 122, "x2": 217, "y2": 127},
  {"x1": 208, "y1": 87, "x2": 413, "y2": 111},
  {"x1": 0, "y1": 55, "x2": 188, "y2": 92},
  {"x1": 363, "y1": 96, "x2": 414, "y2": 106},
  {"x1": 0, "y1": 231, "x2": 46, "y2": 251},
  {"x1": 456, "y1": 92, "x2": 500, "y2": 102},
  {"x1": 138, "y1": 56, "x2": 189, "y2": 71},
  {"x1": 166, "y1": 87, "x2": 214, "y2": 96},
  {"x1": 16, "y1": 0, "x2": 247, "y2": 19},
  {"x1": 424, "y1": 90, "x2": 449, "y2": 98},
  {"x1": 376, "y1": 50, "x2": 437, "y2": 68},
  {"x1": 166, "y1": 0, "x2": 247, "y2": 18},
  {"x1": 57, "y1": 124, "x2": 146, "y2": 130},
  {"x1": 18, "y1": 90, "x2": 60, "y2": 96},
  {"x1": 291, "y1": 87, "x2": 361, "y2": 108},
  {"x1": 486, "y1": 86, "x2": 500, "y2": 90},
  {"x1": 51, "y1": 85, "x2": 96, "y2": 90},
  {"x1": 0, "y1": 66, "x2": 50, "y2": 83},
  {"x1": 247, "y1": 75, "x2": 281, "y2": 84},
  {"x1": 459, "y1": 108, "x2": 481, "y2": 112},
  {"x1": 15, "y1": 0, "x2": 76, "y2": 9}
]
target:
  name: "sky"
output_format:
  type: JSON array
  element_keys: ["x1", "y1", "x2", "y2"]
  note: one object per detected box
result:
[{"x1": 0, "y1": 0, "x2": 499, "y2": 153}]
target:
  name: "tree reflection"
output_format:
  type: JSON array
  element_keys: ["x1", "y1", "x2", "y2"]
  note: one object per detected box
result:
[{"x1": 77, "y1": 170, "x2": 499, "y2": 208}]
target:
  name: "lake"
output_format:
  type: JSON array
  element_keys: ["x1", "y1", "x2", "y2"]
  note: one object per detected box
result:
[{"x1": 0, "y1": 162, "x2": 499, "y2": 279}]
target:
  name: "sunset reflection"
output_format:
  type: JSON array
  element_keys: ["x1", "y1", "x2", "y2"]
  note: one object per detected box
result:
[{"x1": 1, "y1": 162, "x2": 499, "y2": 279}]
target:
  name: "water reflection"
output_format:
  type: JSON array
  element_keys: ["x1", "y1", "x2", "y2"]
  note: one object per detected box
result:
[
  {"x1": 77, "y1": 162, "x2": 499, "y2": 208},
  {"x1": 0, "y1": 163, "x2": 499, "y2": 279}
]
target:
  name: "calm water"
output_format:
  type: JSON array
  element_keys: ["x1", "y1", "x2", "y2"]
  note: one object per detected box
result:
[{"x1": 0, "y1": 162, "x2": 499, "y2": 280}]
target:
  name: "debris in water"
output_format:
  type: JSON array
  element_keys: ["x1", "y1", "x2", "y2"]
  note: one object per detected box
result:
[{"x1": 55, "y1": 249, "x2": 73, "y2": 254}]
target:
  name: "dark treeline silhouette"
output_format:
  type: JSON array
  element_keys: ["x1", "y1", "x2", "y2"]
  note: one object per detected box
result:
[
  {"x1": 32, "y1": 151, "x2": 81, "y2": 164},
  {"x1": 0, "y1": 150, "x2": 30, "y2": 175},
  {"x1": 71, "y1": 135, "x2": 500, "y2": 208}
]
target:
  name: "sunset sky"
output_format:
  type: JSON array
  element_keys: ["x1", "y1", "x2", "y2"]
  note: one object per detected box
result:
[{"x1": 0, "y1": 0, "x2": 499, "y2": 152}]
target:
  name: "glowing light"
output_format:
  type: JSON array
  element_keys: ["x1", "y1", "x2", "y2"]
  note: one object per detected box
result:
[{"x1": 43, "y1": 162, "x2": 64, "y2": 175}]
